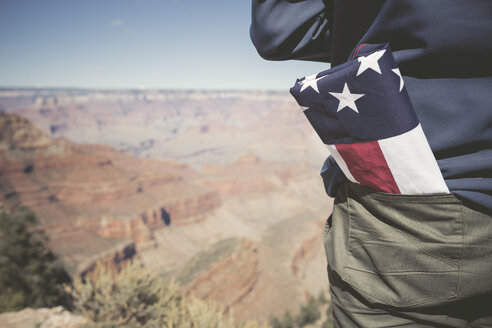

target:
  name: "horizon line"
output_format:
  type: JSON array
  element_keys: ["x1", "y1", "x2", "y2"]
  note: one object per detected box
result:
[{"x1": 0, "y1": 86, "x2": 289, "y2": 93}]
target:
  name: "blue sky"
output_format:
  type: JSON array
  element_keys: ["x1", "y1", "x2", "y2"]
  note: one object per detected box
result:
[{"x1": 0, "y1": 0, "x2": 328, "y2": 90}]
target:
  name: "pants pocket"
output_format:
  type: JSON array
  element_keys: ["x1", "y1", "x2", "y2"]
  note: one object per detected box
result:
[{"x1": 342, "y1": 183, "x2": 464, "y2": 308}]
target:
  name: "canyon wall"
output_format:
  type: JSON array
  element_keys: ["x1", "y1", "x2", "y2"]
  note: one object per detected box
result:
[{"x1": 0, "y1": 89, "x2": 333, "y2": 320}]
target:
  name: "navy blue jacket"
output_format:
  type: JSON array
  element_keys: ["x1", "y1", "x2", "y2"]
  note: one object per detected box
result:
[{"x1": 250, "y1": 0, "x2": 492, "y2": 213}]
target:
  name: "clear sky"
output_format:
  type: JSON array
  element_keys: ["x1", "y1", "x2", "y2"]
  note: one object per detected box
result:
[{"x1": 0, "y1": 0, "x2": 329, "y2": 91}]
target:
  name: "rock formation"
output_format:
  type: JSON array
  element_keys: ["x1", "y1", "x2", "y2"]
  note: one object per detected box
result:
[
  {"x1": 0, "y1": 113, "x2": 221, "y2": 274},
  {"x1": 0, "y1": 307, "x2": 88, "y2": 328},
  {"x1": 180, "y1": 238, "x2": 260, "y2": 312}
]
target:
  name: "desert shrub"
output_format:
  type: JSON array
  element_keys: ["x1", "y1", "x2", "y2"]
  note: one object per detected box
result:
[
  {"x1": 269, "y1": 316, "x2": 282, "y2": 328},
  {"x1": 317, "y1": 290, "x2": 328, "y2": 305},
  {"x1": 71, "y1": 261, "x2": 180, "y2": 327},
  {"x1": 0, "y1": 208, "x2": 71, "y2": 312},
  {"x1": 240, "y1": 321, "x2": 271, "y2": 328},
  {"x1": 161, "y1": 295, "x2": 234, "y2": 328},
  {"x1": 71, "y1": 261, "x2": 270, "y2": 328},
  {"x1": 80, "y1": 324, "x2": 140, "y2": 328},
  {"x1": 321, "y1": 319, "x2": 334, "y2": 328},
  {"x1": 321, "y1": 298, "x2": 333, "y2": 328},
  {"x1": 269, "y1": 292, "x2": 334, "y2": 328},
  {"x1": 270, "y1": 311, "x2": 294, "y2": 328},
  {"x1": 162, "y1": 297, "x2": 271, "y2": 328},
  {"x1": 295, "y1": 296, "x2": 320, "y2": 327}
]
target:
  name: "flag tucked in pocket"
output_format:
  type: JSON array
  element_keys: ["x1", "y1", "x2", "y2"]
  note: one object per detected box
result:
[{"x1": 290, "y1": 43, "x2": 449, "y2": 195}]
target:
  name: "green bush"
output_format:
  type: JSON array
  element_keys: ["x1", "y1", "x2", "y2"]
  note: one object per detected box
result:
[{"x1": 0, "y1": 208, "x2": 71, "y2": 312}]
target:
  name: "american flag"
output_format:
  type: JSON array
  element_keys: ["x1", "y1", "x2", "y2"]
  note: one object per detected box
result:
[{"x1": 290, "y1": 43, "x2": 449, "y2": 195}]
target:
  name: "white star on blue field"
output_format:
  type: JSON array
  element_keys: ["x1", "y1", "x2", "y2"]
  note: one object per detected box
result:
[
  {"x1": 329, "y1": 83, "x2": 365, "y2": 113},
  {"x1": 356, "y1": 49, "x2": 386, "y2": 76},
  {"x1": 0, "y1": 0, "x2": 329, "y2": 91}
]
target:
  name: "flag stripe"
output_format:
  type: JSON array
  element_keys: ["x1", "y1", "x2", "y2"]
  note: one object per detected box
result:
[
  {"x1": 326, "y1": 145, "x2": 358, "y2": 184},
  {"x1": 335, "y1": 141, "x2": 401, "y2": 194},
  {"x1": 291, "y1": 43, "x2": 449, "y2": 195},
  {"x1": 378, "y1": 124, "x2": 449, "y2": 194}
]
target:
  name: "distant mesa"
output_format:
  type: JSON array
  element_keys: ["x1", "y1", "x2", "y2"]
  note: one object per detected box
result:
[
  {"x1": 235, "y1": 153, "x2": 261, "y2": 165},
  {"x1": 0, "y1": 113, "x2": 66, "y2": 157}
]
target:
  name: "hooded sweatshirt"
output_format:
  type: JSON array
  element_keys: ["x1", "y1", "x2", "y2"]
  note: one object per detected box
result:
[{"x1": 250, "y1": 0, "x2": 492, "y2": 213}]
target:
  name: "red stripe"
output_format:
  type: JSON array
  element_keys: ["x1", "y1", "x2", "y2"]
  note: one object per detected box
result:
[{"x1": 336, "y1": 141, "x2": 400, "y2": 194}]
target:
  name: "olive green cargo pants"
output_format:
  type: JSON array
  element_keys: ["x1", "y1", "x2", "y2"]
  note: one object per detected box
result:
[{"x1": 323, "y1": 182, "x2": 492, "y2": 327}]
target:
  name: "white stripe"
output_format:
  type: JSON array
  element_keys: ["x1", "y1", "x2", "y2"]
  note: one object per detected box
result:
[
  {"x1": 378, "y1": 124, "x2": 449, "y2": 194},
  {"x1": 326, "y1": 144, "x2": 359, "y2": 184}
]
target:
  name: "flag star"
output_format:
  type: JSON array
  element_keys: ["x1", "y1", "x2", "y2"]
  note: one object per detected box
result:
[
  {"x1": 300, "y1": 74, "x2": 326, "y2": 93},
  {"x1": 304, "y1": 73, "x2": 318, "y2": 81},
  {"x1": 392, "y1": 68, "x2": 404, "y2": 92},
  {"x1": 356, "y1": 49, "x2": 386, "y2": 76},
  {"x1": 329, "y1": 83, "x2": 365, "y2": 113}
]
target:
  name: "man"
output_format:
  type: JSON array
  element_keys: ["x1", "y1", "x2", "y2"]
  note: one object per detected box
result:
[{"x1": 250, "y1": 1, "x2": 492, "y2": 327}]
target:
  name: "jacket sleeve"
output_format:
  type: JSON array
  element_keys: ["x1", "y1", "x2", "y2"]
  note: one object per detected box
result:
[{"x1": 250, "y1": 0, "x2": 332, "y2": 62}]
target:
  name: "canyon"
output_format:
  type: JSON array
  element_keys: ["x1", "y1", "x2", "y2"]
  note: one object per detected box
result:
[{"x1": 0, "y1": 89, "x2": 333, "y2": 321}]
